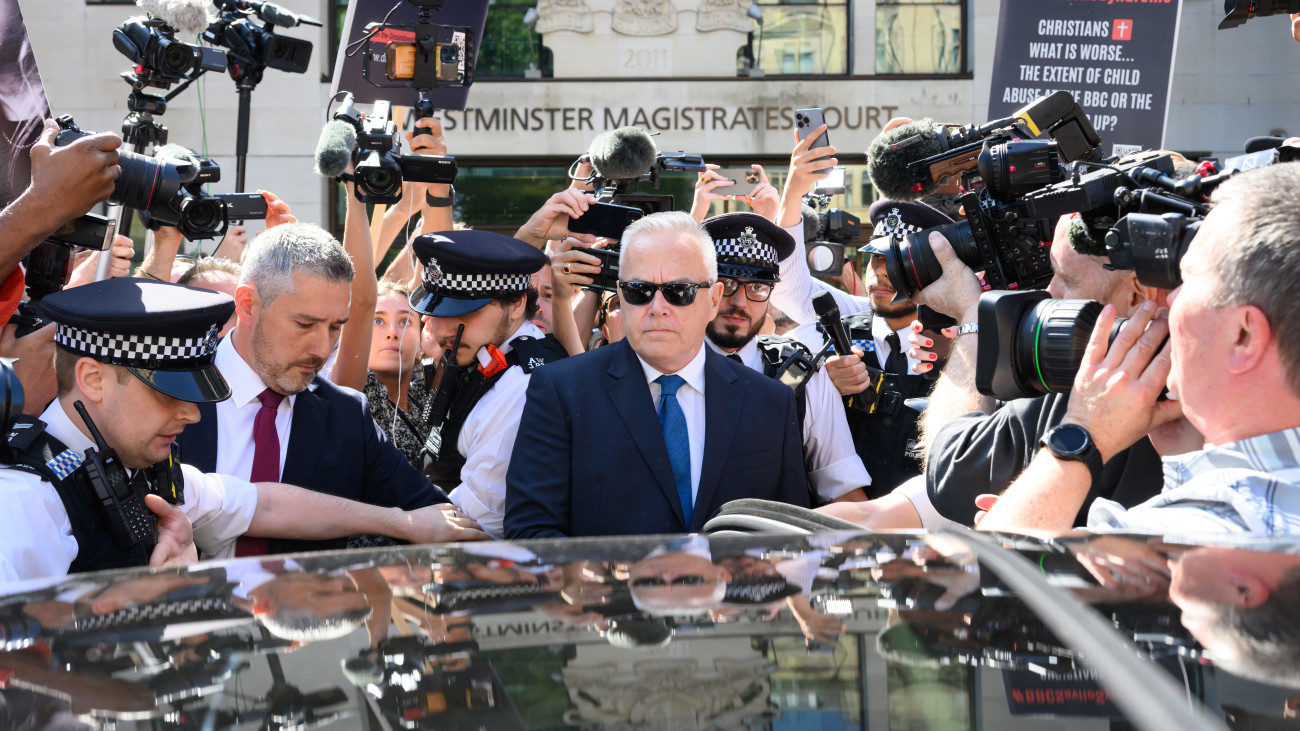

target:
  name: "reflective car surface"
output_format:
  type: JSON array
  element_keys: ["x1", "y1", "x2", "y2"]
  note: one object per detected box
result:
[{"x1": 0, "y1": 530, "x2": 1297, "y2": 730}]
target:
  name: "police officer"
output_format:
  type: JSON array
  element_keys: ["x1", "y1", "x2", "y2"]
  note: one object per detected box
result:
[
  {"x1": 410, "y1": 230, "x2": 569, "y2": 539},
  {"x1": 0, "y1": 278, "x2": 249, "y2": 582},
  {"x1": 701, "y1": 212, "x2": 871, "y2": 504},
  {"x1": 813, "y1": 200, "x2": 957, "y2": 496}
]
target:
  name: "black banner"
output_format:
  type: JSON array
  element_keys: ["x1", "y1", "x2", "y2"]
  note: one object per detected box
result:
[
  {"x1": 0, "y1": 0, "x2": 51, "y2": 209},
  {"x1": 987, "y1": 0, "x2": 1182, "y2": 157},
  {"x1": 329, "y1": 0, "x2": 489, "y2": 111}
]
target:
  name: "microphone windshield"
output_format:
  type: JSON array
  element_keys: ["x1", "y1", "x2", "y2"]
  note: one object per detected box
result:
[
  {"x1": 867, "y1": 119, "x2": 950, "y2": 201},
  {"x1": 314, "y1": 120, "x2": 357, "y2": 178},
  {"x1": 588, "y1": 127, "x2": 658, "y2": 181},
  {"x1": 136, "y1": 0, "x2": 213, "y2": 36},
  {"x1": 155, "y1": 144, "x2": 201, "y2": 184}
]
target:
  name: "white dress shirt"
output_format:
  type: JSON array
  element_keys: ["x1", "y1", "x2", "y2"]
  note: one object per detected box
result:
[
  {"x1": 212, "y1": 337, "x2": 296, "y2": 481},
  {"x1": 448, "y1": 321, "x2": 547, "y2": 540},
  {"x1": 707, "y1": 338, "x2": 871, "y2": 501},
  {"x1": 0, "y1": 401, "x2": 259, "y2": 586},
  {"x1": 870, "y1": 316, "x2": 925, "y2": 374},
  {"x1": 635, "y1": 343, "x2": 709, "y2": 504},
  {"x1": 771, "y1": 221, "x2": 872, "y2": 326}
]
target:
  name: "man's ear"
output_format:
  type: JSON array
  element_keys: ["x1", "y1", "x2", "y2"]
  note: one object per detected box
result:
[
  {"x1": 234, "y1": 283, "x2": 260, "y2": 327},
  {"x1": 73, "y1": 358, "x2": 109, "y2": 404},
  {"x1": 1227, "y1": 304, "x2": 1272, "y2": 376},
  {"x1": 706, "y1": 281, "x2": 724, "y2": 318},
  {"x1": 1229, "y1": 571, "x2": 1271, "y2": 609}
]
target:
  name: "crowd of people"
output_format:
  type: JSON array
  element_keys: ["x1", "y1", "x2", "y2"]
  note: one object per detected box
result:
[{"x1": 0, "y1": 103, "x2": 1299, "y2": 590}]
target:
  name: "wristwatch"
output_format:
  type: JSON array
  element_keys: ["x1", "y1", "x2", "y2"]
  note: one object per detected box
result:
[
  {"x1": 425, "y1": 185, "x2": 455, "y2": 208},
  {"x1": 1040, "y1": 423, "x2": 1103, "y2": 486}
]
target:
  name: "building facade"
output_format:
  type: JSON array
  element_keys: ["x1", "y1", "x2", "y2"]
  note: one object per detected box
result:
[{"x1": 21, "y1": 0, "x2": 1299, "y2": 245}]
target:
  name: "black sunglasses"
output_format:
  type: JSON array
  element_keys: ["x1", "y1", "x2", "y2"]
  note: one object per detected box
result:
[
  {"x1": 630, "y1": 575, "x2": 709, "y2": 588},
  {"x1": 618, "y1": 280, "x2": 713, "y2": 307}
]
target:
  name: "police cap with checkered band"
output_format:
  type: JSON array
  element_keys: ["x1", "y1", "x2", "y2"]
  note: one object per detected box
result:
[
  {"x1": 861, "y1": 199, "x2": 953, "y2": 256},
  {"x1": 702, "y1": 212, "x2": 794, "y2": 283},
  {"x1": 38, "y1": 278, "x2": 234, "y2": 403},
  {"x1": 409, "y1": 230, "x2": 548, "y2": 318}
]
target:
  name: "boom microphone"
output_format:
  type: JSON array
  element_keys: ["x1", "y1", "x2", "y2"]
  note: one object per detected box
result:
[
  {"x1": 136, "y1": 0, "x2": 214, "y2": 36},
  {"x1": 588, "y1": 127, "x2": 658, "y2": 182},
  {"x1": 866, "y1": 119, "x2": 951, "y2": 201},
  {"x1": 314, "y1": 120, "x2": 357, "y2": 178},
  {"x1": 812, "y1": 291, "x2": 855, "y2": 358}
]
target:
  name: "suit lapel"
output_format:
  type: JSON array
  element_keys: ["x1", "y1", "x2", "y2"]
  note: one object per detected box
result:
[
  {"x1": 280, "y1": 380, "x2": 330, "y2": 488},
  {"x1": 605, "y1": 341, "x2": 684, "y2": 526},
  {"x1": 181, "y1": 402, "x2": 219, "y2": 473},
  {"x1": 692, "y1": 348, "x2": 742, "y2": 530}
]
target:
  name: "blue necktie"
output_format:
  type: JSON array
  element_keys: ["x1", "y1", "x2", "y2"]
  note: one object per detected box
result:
[{"x1": 656, "y1": 374, "x2": 693, "y2": 527}]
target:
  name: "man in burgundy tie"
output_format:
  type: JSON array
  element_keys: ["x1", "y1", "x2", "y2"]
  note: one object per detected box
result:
[{"x1": 177, "y1": 223, "x2": 487, "y2": 557}]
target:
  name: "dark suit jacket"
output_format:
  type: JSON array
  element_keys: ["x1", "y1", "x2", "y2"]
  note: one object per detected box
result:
[
  {"x1": 504, "y1": 339, "x2": 808, "y2": 539},
  {"x1": 178, "y1": 376, "x2": 448, "y2": 554}
]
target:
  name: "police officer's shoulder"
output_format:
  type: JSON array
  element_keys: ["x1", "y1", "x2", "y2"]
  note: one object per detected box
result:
[{"x1": 510, "y1": 335, "x2": 568, "y2": 374}]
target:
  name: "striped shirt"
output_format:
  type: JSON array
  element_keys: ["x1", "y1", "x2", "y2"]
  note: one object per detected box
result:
[{"x1": 1087, "y1": 426, "x2": 1300, "y2": 535}]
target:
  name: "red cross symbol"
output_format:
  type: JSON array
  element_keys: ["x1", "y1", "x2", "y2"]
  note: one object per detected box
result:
[{"x1": 1113, "y1": 19, "x2": 1133, "y2": 41}]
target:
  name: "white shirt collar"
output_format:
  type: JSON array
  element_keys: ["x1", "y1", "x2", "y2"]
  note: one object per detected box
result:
[
  {"x1": 637, "y1": 342, "x2": 709, "y2": 395},
  {"x1": 41, "y1": 400, "x2": 97, "y2": 455},
  {"x1": 475, "y1": 321, "x2": 545, "y2": 369},
  {"x1": 705, "y1": 336, "x2": 760, "y2": 370},
  {"x1": 871, "y1": 315, "x2": 910, "y2": 343},
  {"x1": 216, "y1": 336, "x2": 297, "y2": 409}
]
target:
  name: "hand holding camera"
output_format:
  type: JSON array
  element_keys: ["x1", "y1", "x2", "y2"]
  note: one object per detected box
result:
[
  {"x1": 406, "y1": 116, "x2": 448, "y2": 158},
  {"x1": 908, "y1": 232, "x2": 984, "y2": 322},
  {"x1": 515, "y1": 189, "x2": 599, "y2": 248},
  {"x1": 549, "y1": 238, "x2": 606, "y2": 298},
  {"x1": 907, "y1": 319, "x2": 954, "y2": 376},
  {"x1": 25, "y1": 119, "x2": 121, "y2": 234}
]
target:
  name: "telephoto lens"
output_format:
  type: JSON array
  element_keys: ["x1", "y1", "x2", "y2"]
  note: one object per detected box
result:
[
  {"x1": 884, "y1": 220, "x2": 979, "y2": 303},
  {"x1": 1220, "y1": 0, "x2": 1300, "y2": 29},
  {"x1": 54, "y1": 118, "x2": 184, "y2": 216},
  {"x1": 975, "y1": 290, "x2": 1126, "y2": 401}
]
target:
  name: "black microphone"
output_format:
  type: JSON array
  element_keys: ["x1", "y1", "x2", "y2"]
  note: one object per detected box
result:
[
  {"x1": 588, "y1": 126, "x2": 658, "y2": 182},
  {"x1": 258, "y1": 1, "x2": 323, "y2": 28},
  {"x1": 314, "y1": 121, "x2": 356, "y2": 178},
  {"x1": 813, "y1": 291, "x2": 855, "y2": 357}
]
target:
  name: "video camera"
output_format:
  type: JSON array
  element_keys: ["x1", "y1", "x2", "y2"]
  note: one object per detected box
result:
[
  {"x1": 572, "y1": 126, "x2": 707, "y2": 215},
  {"x1": 113, "y1": 16, "x2": 228, "y2": 88},
  {"x1": 203, "y1": 0, "x2": 321, "y2": 78},
  {"x1": 1220, "y1": 0, "x2": 1300, "y2": 29},
  {"x1": 330, "y1": 96, "x2": 458, "y2": 205},
  {"x1": 53, "y1": 116, "x2": 269, "y2": 241},
  {"x1": 806, "y1": 206, "x2": 862, "y2": 278}
]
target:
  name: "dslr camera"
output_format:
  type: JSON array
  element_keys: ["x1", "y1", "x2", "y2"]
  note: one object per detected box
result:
[{"x1": 333, "y1": 96, "x2": 459, "y2": 205}]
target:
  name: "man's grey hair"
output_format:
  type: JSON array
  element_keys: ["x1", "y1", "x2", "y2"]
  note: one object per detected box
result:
[
  {"x1": 1201, "y1": 565, "x2": 1300, "y2": 689},
  {"x1": 240, "y1": 223, "x2": 355, "y2": 307},
  {"x1": 1206, "y1": 163, "x2": 1300, "y2": 397},
  {"x1": 619, "y1": 211, "x2": 717, "y2": 282},
  {"x1": 259, "y1": 603, "x2": 372, "y2": 642}
]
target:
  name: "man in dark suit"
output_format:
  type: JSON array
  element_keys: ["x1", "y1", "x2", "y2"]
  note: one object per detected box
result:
[
  {"x1": 178, "y1": 222, "x2": 486, "y2": 555},
  {"x1": 504, "y1": 211, "x2": 808, "y2": 539}
]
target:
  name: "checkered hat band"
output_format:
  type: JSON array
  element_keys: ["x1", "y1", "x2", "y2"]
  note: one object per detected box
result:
[
  {"x1": 875, "y1": 216, "x2": 923, "y2": 241},
  {"x1": 425, "y1": 271, "x2": 531, "y2": 297},
  {"x1": 715, "y1": 238, "x2": 778, "y2": 267},
  {"x1": 55, "y1": 323, "x2": 217, "y2": 366}
]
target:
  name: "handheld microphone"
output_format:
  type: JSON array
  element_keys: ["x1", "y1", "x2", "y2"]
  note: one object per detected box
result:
[
  {"x1": 813, "y1": 291, "x2": 855, "y2": 357},
  {"x1": 314, "y1": 121, "x2": 357, "y2": 178},
  {"x1": 136, "y1": 0, "x2": 214, "y2": 36},
  {"x1": 588, "y1": 127, "x2": 658, "y2": 182}
]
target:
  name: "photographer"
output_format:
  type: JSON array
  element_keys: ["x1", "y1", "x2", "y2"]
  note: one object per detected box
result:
[{"x1": 979, "y1": 163, "x2": 1300, "y2": 536}]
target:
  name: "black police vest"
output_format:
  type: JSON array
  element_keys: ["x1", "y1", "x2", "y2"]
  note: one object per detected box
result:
[
  {"x1": 754, "y1": 335, "x2": 809, "y2": 427},
  {"x1": 840, "y1": 312, "x2": 938, "y2": 498},
  {"x1": 5, "y1": 416, "x2": 153, "y2": 574},
  {"x1": 421, "y1": 335, "x2": 568, "y2": 490}
]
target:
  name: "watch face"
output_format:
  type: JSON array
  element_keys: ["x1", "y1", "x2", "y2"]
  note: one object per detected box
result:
[{"x1": 1051, "y1": 426, "x2": 1089, "y2": 455}]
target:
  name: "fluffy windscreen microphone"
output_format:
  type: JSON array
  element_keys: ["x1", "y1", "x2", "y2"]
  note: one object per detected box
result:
[
  {"x1": 136, "y1": 0, "x2": 214, "y2": 36},
  {"x1": 866, "y1": 119, "x2": 951, "y2": 201},
  {"x1": 1067, "y1": 214, "x2": 1108, "y2": 258},
  {"x1": 588, "y1": 126, "x2": 658, "y2": 181},
  {"x1": 154, "y1": 144, "x2": 202, "y2": 184},
  {"x1": 314, "y1": 120, "x2": 357, "y2": 178}
]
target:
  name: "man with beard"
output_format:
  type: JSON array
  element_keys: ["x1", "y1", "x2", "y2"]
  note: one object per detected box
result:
[
  {"x1": 409, "y1": 230, "x2": 569, "y2": 539},
  {"x1": 702, "y1": 212, "x2": 869, "y2": 504},
  {"x1": 178, "y1": 223, "x2": 486, "y2": 556}
]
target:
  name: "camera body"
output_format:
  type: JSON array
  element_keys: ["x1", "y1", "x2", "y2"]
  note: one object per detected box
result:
[
  {"x1": 113, "y1": 17, "x2": 227, "y2": 87},
  {"x1": 341, "y1": 100, "x2": 459, "y2": 204}
]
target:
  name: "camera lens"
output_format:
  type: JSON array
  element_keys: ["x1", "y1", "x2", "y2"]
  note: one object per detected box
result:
[
  {"x1": 113, "y1": 149, "x2": 184, "y2": 213},
  {"x1": 179, "y1": 196, "x2": 224, "y2": 234},
  {"x1": 977, "y1": 140, "x2": 1061, "y2": 201},
  {"x1": 1220, "y1": 0, "x2": 1300, "y2": 28},
  {"x1": 884, "y1": 221, "x2": 978, "y2": 302},
  {"x1": 1013, "y1": 299, "x2": 1106, "y2": 396},
  {"x1": 158, "y1": 39, "x2": 195, "y2": 76}
]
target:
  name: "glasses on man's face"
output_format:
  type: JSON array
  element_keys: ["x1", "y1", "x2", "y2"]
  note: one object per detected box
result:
[
  {"x1": 719, "y1": 277, "x2": 774, "y2": 302},
  {"x1": 618, "y1": 280, "x2": 712, "y2": 307},
  {"x1": 630, "y1": 575, "x2": 708, "y2": 589}
]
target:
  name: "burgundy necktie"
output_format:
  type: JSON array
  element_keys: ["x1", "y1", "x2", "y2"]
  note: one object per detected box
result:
[{"x1": 236, "y1": 388, "x2": 286, "y2": 557}]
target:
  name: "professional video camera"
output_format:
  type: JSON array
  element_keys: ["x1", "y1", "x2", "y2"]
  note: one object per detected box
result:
[
  {"x1": 572, "y1": 126, "x2": 708, "y2": 215},
  {"x1": 1219, "y1": 0, "x2": 1300, "y2": 29},
  {"x1": 316, "y1": 94, "x2": 458, "y2": 205},
  {"x1": 805, "y1": 203, "x2": 862, "y2": 278},
  {"x1": 113, "y1": 16, "x2": 228, "y2": 88},
  {"x1": 53, "y1": 116, "x2": 269, "y2": 241},
  {"x1": 203, "y1": 0, "x2": 321, "y2": 77}
]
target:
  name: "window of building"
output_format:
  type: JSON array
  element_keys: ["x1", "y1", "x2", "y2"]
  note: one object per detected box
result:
[
  {"x1": 477, "y1": 1, "x2": 553, "y2": 78},
  {"x1": 876, "y1": 0, "x2": 966, "y2": 75},
  {"x1": 744, "y1": 0, "x2": 851, "y2": 76}
]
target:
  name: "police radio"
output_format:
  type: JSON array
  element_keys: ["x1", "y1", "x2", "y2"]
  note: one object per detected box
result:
[{"x1": 73, "y1": 400, "x2": 157, "y2": 552}]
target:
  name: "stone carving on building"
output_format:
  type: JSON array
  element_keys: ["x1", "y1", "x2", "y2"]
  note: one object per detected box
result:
[
  {"x1": 536, "y1": 0, "x2": 595, "y2": 34},
  {"x1": 695, "y1": 0, "x2": 755, "y2": 33},
  {"x1": 612, "y1": 0, "x2": 678, "y2": 36}
]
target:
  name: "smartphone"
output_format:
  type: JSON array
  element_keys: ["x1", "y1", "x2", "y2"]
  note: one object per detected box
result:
[
  {"x1": 796, "y1": 108, "x2": 834, "y2": 174},
  {"x1": 575, "y1": 247, "x2": 620, "y2": 293},
  {"x1": 569, "y1": 202, "x2": 644, "y2": 240},
  {"x1": 713, "y1": 167, "x2": 762, "y2": 198}
]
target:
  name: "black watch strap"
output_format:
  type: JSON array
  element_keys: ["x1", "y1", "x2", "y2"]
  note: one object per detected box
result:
[
  {"x1": 425, "y1": 186, "x2": 455, "y2": 208},
  {"x1": 1041, "y1": 424, "x2": 1104, "y2": 486}
]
